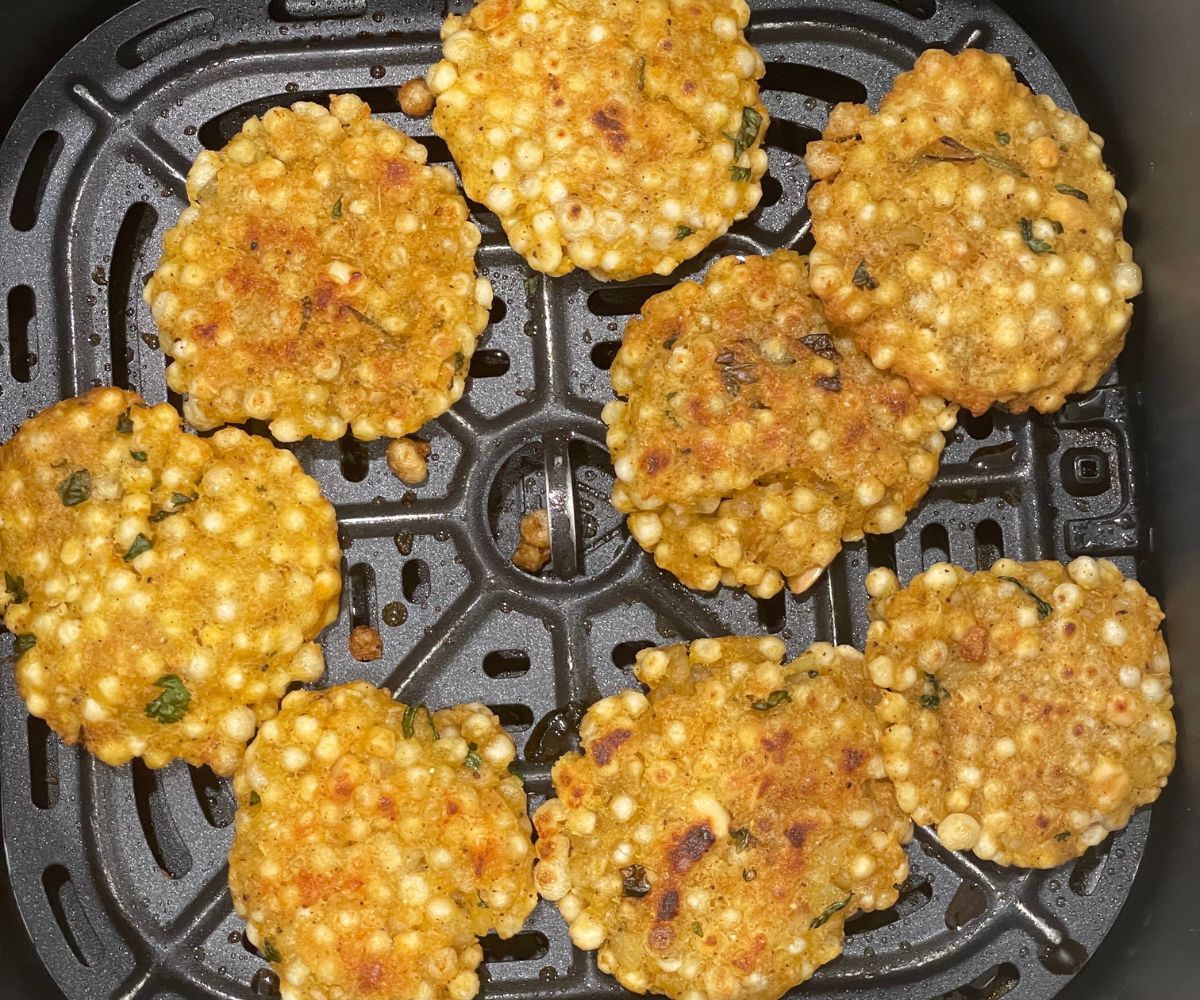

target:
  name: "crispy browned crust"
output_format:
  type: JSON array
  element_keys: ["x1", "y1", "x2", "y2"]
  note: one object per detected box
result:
[{"x1": 533, "y1": 637, "x2": 911, "y2": 1000}]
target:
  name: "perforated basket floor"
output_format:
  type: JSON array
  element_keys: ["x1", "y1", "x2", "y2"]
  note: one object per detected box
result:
[{"x1": 0, "y1": 1, "x2": 1154, "y2": 998}]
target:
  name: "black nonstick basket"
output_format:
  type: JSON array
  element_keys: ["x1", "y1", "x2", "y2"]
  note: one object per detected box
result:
[{"x1": 1, "y1": 1, "x2": 1197, "y2": 999}]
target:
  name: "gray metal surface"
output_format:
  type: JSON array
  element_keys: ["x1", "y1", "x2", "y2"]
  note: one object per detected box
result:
[{"x1": 0, "y1": 1, "x2": 1155, "y2": 998}]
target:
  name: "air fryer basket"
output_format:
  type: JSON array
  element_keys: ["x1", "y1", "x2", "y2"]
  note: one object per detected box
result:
[{"x1": 0, "y1": 1, "x2": 1172, "y2": 998}]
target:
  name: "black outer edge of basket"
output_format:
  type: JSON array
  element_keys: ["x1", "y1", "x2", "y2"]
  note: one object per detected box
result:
[{"x1": 0, "y1": 2, "x2": 1154, "y2": 999}]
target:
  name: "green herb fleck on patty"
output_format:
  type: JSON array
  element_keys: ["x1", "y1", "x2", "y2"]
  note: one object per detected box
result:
[{"x1": 145, "y1": 675, "x2": 190, "y2": 724}]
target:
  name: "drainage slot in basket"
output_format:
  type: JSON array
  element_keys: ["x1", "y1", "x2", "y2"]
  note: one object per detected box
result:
[
  {"x1": 415, "y1": 134, "x2": 452, "y2": 164},
  {"x1": 935, "y1": 961, "x2": 1019, "y2": 1000},
  {"x1": 957, "y1": 409, "x2": 994, "y2": 441},
  {"x1": 132, "y1": 759, "x2": 193, "y2": 879},
  {"x1": 879, "y1": 0, "x2": 937, "y2": 18},
  {"x1": 761, "y1": 62, "x2": 867, "y2": 104},
  {"x1": 589, "y1": 340, "x2": 621, "y2": 371},
  {"x1": 27, "y1": 714, "x2": 58, "y2": 809},
  {"x1": 42, "y1": 866, "x2": 104, "y2": 966},
  {"x1": 10, "y1": 130, "x2": 62, "y2": 232},
  {"x1": 115, "y1": 9, "x2": 216, "y2": 69},
  {"x1": 587, "y1": 284, "x2": 669, "y2": 318},
  {"x1": 488, "y1": 703, "x2": 534, "y2": 732},
  {"x1": 268, "y1": 0, "x2": 367, "y2": 22},
  {"x1": 973, "y1": 519, "x2": 1004, "y2": 570},
  {"x1": 483, "y1": 649, "x2": 531, "y2": 679},
  {"x1": 339, "y1": 430, "x2": 369, "y2": 483},
  {"x1": 865, "y1": 532, "x2": 897, "y2": 572},
  {"x1": 944, "y1": 879, "x2": 988, "y2": 930},
  {"x1": 611, "y1": 640, "x2": 654, "y2": 670},
  {"x1": 764, "y1": 118, "x2": 821, "y2": 156},
  {"x1": 755, "y1": 590, "x2": 787, "y2": 634},
  {"x1": 480, "y1": 930, "x2": 549, "y2": 963},
  {"x1": 846, "y1": 874, "x2": 932, "y2": 937},
  {"x1": 108, "y1": 201, "x2": 158, "y2": 391},
  {"x1": 757, "y1": 172, "x2": 783, "y2": 209},
  {"x1": 189, "y1": 765, "x2": 236, "y2": 828},
  {"x1": 920, "y1": 523, "x2": 950, "y2": 568},
  {"x1": 470, "y1": 349, "x2": 510, "y2": 379},
  {"x1": 401, "y1": 558, "x2": 431, "y2": 606},
  {"x1": 488, "y1": 296, "x2": 507, "y2": 327},
  {"x1": 7, "y1": 284, "x2": 36, "y2": 383},
  {"x1": 348, "y1": 562, "x2": 378, "y2": 629},
  {"x1": 1068, "y1": 844, "x2": 1106, "y2": 897}
]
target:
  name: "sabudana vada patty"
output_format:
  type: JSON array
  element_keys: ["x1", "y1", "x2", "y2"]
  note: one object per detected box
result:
[
  {"x1": 229, "y1": 682, "x2": 536, "y2": 1000},
  {"x1": 533, "y1": 636, "x2": 911, "y2": 1000},
  {"x1": 428, "y1": 0, "x2": 768, "y2": 280},
  {"x1": 604, "y1": 251, "x2": 956, "y2": 598},
  {"x1": 805, "y1": 48, "x2": 1141, "y2": 415},
  {"x1": 865, "y1": 558, "x2": 1175, "y2": 867},
  {"x1": 0, "y1": 388, "x2": 341, "y2": 775},
  {"x1": 144, "y1": 93, "x2": 492, "y2": 441}
]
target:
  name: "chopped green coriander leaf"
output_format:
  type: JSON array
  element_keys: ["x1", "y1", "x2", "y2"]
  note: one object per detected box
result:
[
  {"x1": 4, "y1": 571, "x2": 28, "y2": 605},
  {"x1": 725, "y1": 106, "x2": 763, "y2": 159},
  {"x1": 13, "y1": 634, "x2": 36, "y2": 657},
  {"x1": 465, "y1": 741, "x2": 481, "y2": 769},
  {"x1": 752, "y1": 689, "x2": 791, "y2": 711},
  {"x1": 145, "y1": 674, "x2": 190, "y2": 724},
  {"x1": 852, "y1": 260, "x2": 879, "y2": 290},
  {"x1": 249, "y1": 791, "x2": 261, "y2": 806},
  {"x1": 810, "y1": 892, "x2": 853, "y2": 929},
  {"x1": 676, "y1": 225, "x2": 695, "y2": 240},
  {"x1": 995, "y1": 131, "x2": 1010, "y2": 145},
  {"x1": 172, "y1": 492, "x2": 196, "y2": 507},
  {"x1": 262, "y1": 938, "x2": 281, "y2": 964},
  {"x1": 692, "y1": 921, "x2": 703, "y2": 936},
  {"x1": 116, "y1": 409, "x2": 133, "y2": 434},
  {"x1": 1055, "y1": 182, "x2": 1089, "y2": 202},
  {"x1": 56, "y1": 469, "x2": 91, "y2": 507},
  {"x1": 124, "y1": 533, "x2": 153, "y2": 561},
  {"x1": 621, "y1": 863, "x2": 652, "y2": 897},
  {"x1": 1055, "y1": 831, "x2": 1071, "y2": 842},
  {"x1": 999, "y1": 576, "x2": 1053, "y2": 618},
  {"x1": 730, "y1": 165, "x2": 751, "y2": 182},
  {"x1": 1019, "y1": 217, "x2": 1055, "y2": 254},
  {"x1": 402, "y1": 702, "x2": 440, "y2": 740},
  {"x1": 919, "y1": 671, "x2": 950, "y2": 710},
  {"x1": 129, "y1": 450, "x2": 148, "y2": 462},
  {"x1": 331, "y1": 198, "x2": 343, "y2": 218},
  {"x1": 742, "y1": 868, "x2": 758, "y2": 881}
]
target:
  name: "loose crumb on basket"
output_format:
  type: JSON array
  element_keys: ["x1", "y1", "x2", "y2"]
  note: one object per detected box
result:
[
  {"x1": 386, "y1": 436, "x2": 431, "y2": 484},
  {"x1": 349, "y1": 625, "x2": 383, "y2": 662},
  {"x1": 512, "y1": 509, "x2": 551, "y2": 573},
  {"x1": 399, "y1": 77, "x2": 434, "y2": 117}
]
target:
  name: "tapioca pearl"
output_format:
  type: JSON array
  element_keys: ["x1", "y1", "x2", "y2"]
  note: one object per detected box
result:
[{"x1": 1101, "y1": 619, "x2": 1128, "y2": 647}]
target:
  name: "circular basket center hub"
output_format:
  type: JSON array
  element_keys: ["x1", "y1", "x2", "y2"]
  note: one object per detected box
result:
[{"x1": 486, "y1": 429, "x2": 632, "y2": 585}]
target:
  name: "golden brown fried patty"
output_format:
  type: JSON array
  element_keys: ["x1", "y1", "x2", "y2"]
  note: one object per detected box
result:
[
  {"x1": 533, "y1": 637, "x2": 911, "y2": 1000},
  {"x1": 0, "y1": 388, "x2": 341, "y2": 774},
  {"x1": 865, "y1": 558, "x2": 1175, "y2": 867},
  {"x1": 229, "y1": 683, "x2": 537, "y2": 1000},
  {"x1": 429, "y1": 0, "x2": 767, "y2": 280},
  {"x1": 805, "y1": 48, "x2": 1141, "y2": 415},
  {"x1": 144, "y1": 93, "x2": 491, "y2": 441},
  {"x1": 604, "y1": 251, "x2": 955, "y2": 597}
]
